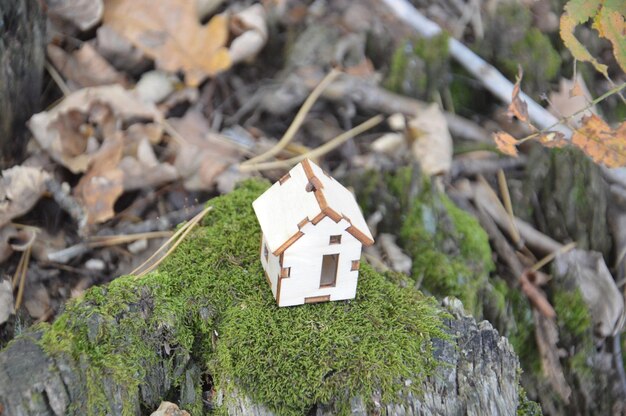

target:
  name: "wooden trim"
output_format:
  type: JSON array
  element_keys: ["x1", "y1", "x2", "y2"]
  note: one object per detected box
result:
[
  {"x1": 301, "y1": 158, "x2": 315, "y2": 180},
  {"x1": 281, "y1": 267, "x2": 291, "y2": 278},
  {"x1": 346, "y1": 225, "x2": 375, "y2": 246},
  {"x1": 351, "y1": 260, "x2": 360, "y2": 271},
  {"x1": 297, "y1": 217, "x2": 309, "y2": 229},
  {"x1": 273, "y1": 231, "x2": 304, "y2": 256},
  {"x1": 278, "y1": 173, "x2": 291, "y2": 184},
  {"x1": 276, "y1": 275, "x2": 282, "y2": 305},
  {"x1": 305, "y1": 295, "x2": 330, "y2": 304},
  {"x1": 311, "y1": 212, "x2": 326, "y2": 224},
  {"x1": 323, "y1": 207, "x2": 342, "y2": 222}
]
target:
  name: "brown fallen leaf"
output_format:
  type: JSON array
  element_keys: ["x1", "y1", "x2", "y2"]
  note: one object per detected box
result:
[
  {"x1": 119, "y1": 136, "x2": 178, "y2": 190},
  {"x1": 572, "y1": 115, "x2": 626, "y2": 168},
  {"x1": 46, "y1": 0, "x2": 103, "y2": 31},
  {"x1": 0, "y1": 166, "x2": 51, "y2": 228},
  {"x1": 168, "y1": 111, "x2": 241, "y2": 190},
  {"x1": 47, "y1": 43, "x2": 128, "y2": 89},
  {"x1": 102, "y1": 0, "x2": 232, "y2": 86},
  {"x1": 408, "y1": 104, "x2": 453, "y2": 176},
  {"x1": 493, "y1": 132, "x2": 519, "y2": 157},
  {"x1": 28, "y1": 85, "x2": 163, "y2": 173},
  {"x1": 507, "y1": 68, "x2": 529, "y2": 123},
  {"x1": 536, "y1": 131, "x2": 568, "y2": 148},
  {"x1": 95, "y1": 25, "x2": 151, "y2": 73},
  {"x1": 74, "y1": 130, "x2": 124, "y2": 225},
  {"x1": 548, "y1": 75, "x2": 596, "y2": 125}
]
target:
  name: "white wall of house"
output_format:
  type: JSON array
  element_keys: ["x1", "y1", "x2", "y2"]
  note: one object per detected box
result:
[{"x1": 278, "y1": 216, "x2": 362, "y2": 307}]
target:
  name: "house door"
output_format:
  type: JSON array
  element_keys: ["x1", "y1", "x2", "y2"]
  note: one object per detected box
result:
[{"x1": 320, "y1": 254, "x2": 339, "y2": 287}]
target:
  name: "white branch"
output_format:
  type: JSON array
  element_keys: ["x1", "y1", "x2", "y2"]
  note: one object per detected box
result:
[{"x1": 382, "y1": 0, "x2": 571, "y2": 135}]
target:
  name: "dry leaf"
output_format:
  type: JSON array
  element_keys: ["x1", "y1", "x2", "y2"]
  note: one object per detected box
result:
[
  {"x1": 536, "y1": 131, "x2": 568, "y2": 148},
  {"x1": 229, "y1": 4, "x2": 268, "y2": 65},
  {"x1": 0, "y1": 166, "x2": 51, "y2": 228},
  {"x1": 95, "y1": 25, "x2": 150, "y2": 73},
  {"x1": 408, "y1": 104, "x2": 453, "y2": 176},
  {"x1": 168, "y1": 111, "x2": 241, "y2": 190},
  {"x1": 47, "y1": 43, "x2": 128, "y2": 89},
  {"x1": 572, "y1": 115, "x2": 626, "y2": 168},
  {"x1": 46, "y1": 0, "x2": 103, "y2": 31},
  {"x1": 119, "y1": 138, "x2": 178, "y2": 190},
  {"x1": 493, "y1": 132, "x2": 519, "y2": 157},
  {"x1": 74, "y1": 131, "x2": 124, "y2": 225},
  {"x1": 150, "y1": 401, "x2": 190, "y2": 416},
  {"x1": 28, "y1": 85, "x2": 163, "y2": 173},
  {"x1": 548, "y1": 75, "x2": 596, "y2": 124},
  {"x1": 507, "y1": 69, "x2": 529, "y2": 123},
  {"x1": 24, "y1": 283, "x2": 51, "y2": 320},
  {"x1": 102, "y1": 0, "x2": 232, "y2": 86}
]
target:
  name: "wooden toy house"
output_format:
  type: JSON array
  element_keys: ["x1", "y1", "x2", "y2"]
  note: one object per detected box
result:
[{"x1": 252, "y1": 159, "x2": 374, "y2": 307}]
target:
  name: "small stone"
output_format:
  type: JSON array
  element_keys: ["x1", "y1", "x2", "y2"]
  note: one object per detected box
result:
[{"x1": 85, "y1": 258, "x2": 106, "y2": 271}]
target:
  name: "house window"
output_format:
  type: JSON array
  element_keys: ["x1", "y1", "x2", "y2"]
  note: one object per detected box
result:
[
  {"x1": 263, "y1": 243, "x2": 268, "y2": 261},
  {"x1": 329, "y1": 235, "x2": 341, "y2": 244},
  {"x1": 281, "y1": 267, "x2": 291, "y2": 278}
]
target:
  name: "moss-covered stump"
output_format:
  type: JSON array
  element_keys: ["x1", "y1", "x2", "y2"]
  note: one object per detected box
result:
[{"x1": 0, "y1": 180, "x2": 532, "y2": 415}]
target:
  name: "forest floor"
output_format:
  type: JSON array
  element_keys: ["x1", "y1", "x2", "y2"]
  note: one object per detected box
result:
[{"x1": 1, "y1": 0, "x2": 625, "y2": 414}]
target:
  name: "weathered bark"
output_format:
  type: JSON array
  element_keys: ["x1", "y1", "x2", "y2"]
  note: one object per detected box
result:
[
  {"x1": 0, "y1": 297, "x2": 526, "y2": 415},
  {"x1": 0, "y1": 0, "x2": 46, "y2": 168}
]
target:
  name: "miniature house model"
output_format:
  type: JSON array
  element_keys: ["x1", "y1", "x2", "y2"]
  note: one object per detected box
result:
[{"x1": 252, "y1": 159, "x2": 374, "y2": 307}]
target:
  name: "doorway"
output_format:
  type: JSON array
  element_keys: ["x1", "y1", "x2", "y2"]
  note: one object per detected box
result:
[{"x1": 320, "y1": 254, "x2": 339, "y2": 287}]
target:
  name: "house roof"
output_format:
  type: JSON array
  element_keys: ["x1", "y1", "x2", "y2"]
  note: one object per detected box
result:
[{"x1": 252, "y1": 159, "x2": 374, "y2": 255}]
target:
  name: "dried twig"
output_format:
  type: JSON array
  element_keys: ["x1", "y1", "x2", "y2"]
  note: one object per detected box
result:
[
  {"x1": 240, "y1": 115, "x2": 384, "y2": 172},
  {"x1": 381, "y1": 0, "x2": 570, "y2": 135},
  {"x1": 303, "y1": 73, "x2": 492, "y2": 143},
  {"x1": 241, "y1": 69, "x2": 341, "y2": 167},
  {"x1": 132, "y1": 205, "x2": 213, "y2": 277}
]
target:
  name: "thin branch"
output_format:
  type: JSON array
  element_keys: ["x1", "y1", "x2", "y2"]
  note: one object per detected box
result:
[
  {"x1": 239, "y1": 115, "x2": 384, "y2": 172},
  {"x1": 381, "y1": 0, "x2": 570, "y2": 135},
  {"x1": 241, "y1": 69, "x2": 341, "y2": 167}
]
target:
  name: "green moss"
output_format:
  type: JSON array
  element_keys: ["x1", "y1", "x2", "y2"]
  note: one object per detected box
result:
[
  {"x1": 38, "y1": 179, "x2": 449, "y2": 415},
  {"x1": 517, "y1": 385, "x2": 543, "y2": 415},
  {"x1": 395, "y1": 170, "x2": 493, "y2": 317},
  {"x1": 553, "y1": 290, "x2": 591, "y2": 340},
  {"x1": 500, "y1": 28, "x2": 562, "y2": 94},
  {"x1": 385, "y1": 34, "x2": 450, "y2": 101}
]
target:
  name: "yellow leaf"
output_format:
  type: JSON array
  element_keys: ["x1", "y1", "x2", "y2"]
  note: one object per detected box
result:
[
  {"x1": 103, "y1": 0, "x2": 232, "y2": 86},
  {"x1": 493, "y1": 132, "x2": 519, "y2": 157},
  {"x1": 560, "y1": 13, "x2": 609, "y2": 77},
  {"x1": 594, "y1": 8, "x2": 626, "y2": 73},
  {"x1": 572, "y1": 115, "x2": 626, "y2": 167}
]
